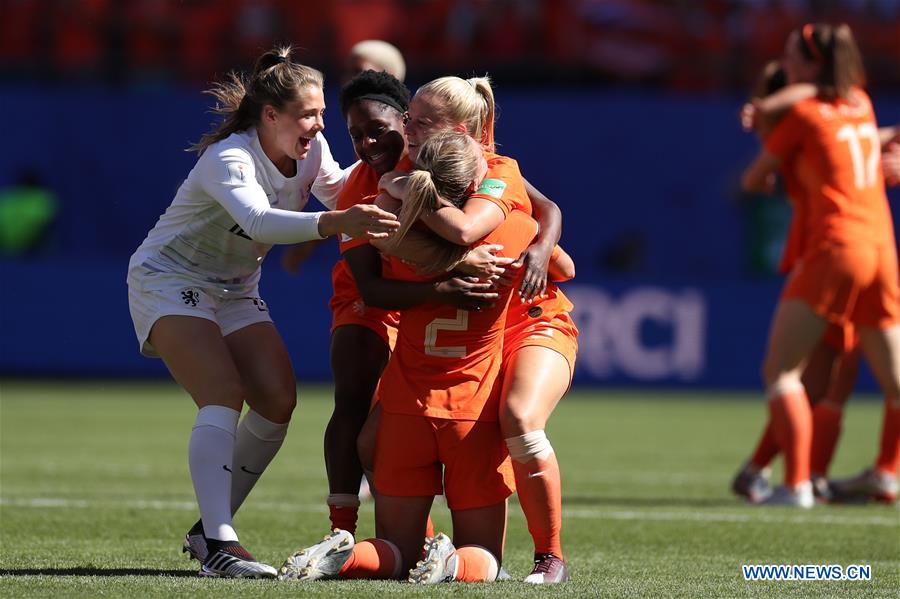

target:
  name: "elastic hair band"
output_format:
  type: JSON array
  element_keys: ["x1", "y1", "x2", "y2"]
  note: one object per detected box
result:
[
  {"x1": 802, "y1": 24, "x2": 823, "y2": 63},
  {"x1": 356, "y1": 93, "x2": 407, "y2": 114}
]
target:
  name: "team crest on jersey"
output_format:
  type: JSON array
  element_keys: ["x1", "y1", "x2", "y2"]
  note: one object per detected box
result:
[
  {"x1": 476, "y1": 178, "x2": 506, "y2": 199},
  {"x1": 180, "y1": 288, "x2": 201, "y2": 307}
]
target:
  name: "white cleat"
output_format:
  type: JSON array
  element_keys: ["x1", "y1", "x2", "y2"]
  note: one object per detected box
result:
[
  {"x1": 758, "y1": 481, "x2": 814, "y2": 508},
  {"x1": 278, "y1": 529, "x2": 355, "y2": 581},
  {"x1": 199, "y1": 545, "x2": 277, "y2": 579},
  {"x1": 408, "y1": 533, "x2": 458, "y2": 584}
]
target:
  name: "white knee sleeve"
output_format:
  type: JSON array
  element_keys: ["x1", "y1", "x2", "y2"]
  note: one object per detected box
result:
[
  {"x1": 767, "y1": 377, "x2": 804, "y2": 398},
  {"x1": 505, "y1": 430, "x2": 554, "y2": 463}
]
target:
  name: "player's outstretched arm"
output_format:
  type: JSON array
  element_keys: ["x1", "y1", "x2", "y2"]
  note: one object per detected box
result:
[
  {"x1": 318, "y1": 204, "x2": 400, "y2": 240},
  {"x1": 345, "y1": 244, "x2": 498, "y2": 311},
  {"x1": 419, "y1": 198, "x2": 506, "y2": 246}
]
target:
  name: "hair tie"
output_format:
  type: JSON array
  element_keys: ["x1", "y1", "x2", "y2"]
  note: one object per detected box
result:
[
  {"x1": 274, "y1": 55, "x2": 288, "y2": 65},
  {"x1": 802, "y1": 24, "x2": 824, "y2": 63}
]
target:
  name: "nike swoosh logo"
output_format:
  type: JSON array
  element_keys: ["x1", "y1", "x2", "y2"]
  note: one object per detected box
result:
[
  {"x1": 240, "y1": 466, "x2": 263, "y2": 476},
  {"x1": 222, "y1": 465, "x2": 232, "y2": 472},
  {"x1": 527, "y1": 471, "x2": 547, "y2": 479}
]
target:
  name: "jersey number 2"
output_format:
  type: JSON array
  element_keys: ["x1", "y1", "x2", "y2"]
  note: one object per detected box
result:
[
  {"x1": 837, "y1": 123, "x2": 880, "y2": 189},
  {"x1": 424, "y1": 309, "x2": 469, "y2": 358}
]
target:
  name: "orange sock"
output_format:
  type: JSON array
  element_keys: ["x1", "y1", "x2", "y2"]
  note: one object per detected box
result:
[
  {"x1": 327, "y1": 494, "x2": 360, "y2": 535},
  {"x1": 454, "y1": 546, "x2": 499, "y2": 582},
  {"x1": 875, "y1": 398, "x2": 900, "y2": 476},
  {"x1": 511, "y1": 455, "x2": 563, "y2": 559},
  {"x1": 749, "y1": 420, "x2": 778, "y2": 470},
  {"x1": 769, "y1": 389, "x2": 812, "y2": 487},
  {"x1": 810, "y1": 402, "x2": 843, "y2": 477},
  {"x1": 337, "y1": 538, "x2": 402, "y2": 579}
]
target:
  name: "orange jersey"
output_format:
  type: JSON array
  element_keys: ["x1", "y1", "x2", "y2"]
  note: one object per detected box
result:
[
  {"x1": 766, "y1": 89, "x2": 894, "y2": 250},
  {"x1": 778, "y1": 153, "x2": 812, "y2": 274},
  {"x1": 377, "y1": 208, "x2": 539, "y2": 421},
  {"x1": 470, "y1": 152, "x2": 532, "y2": 217},
  {"x1": 331, "y1": 155, "x2": 414, "y2": 310}
]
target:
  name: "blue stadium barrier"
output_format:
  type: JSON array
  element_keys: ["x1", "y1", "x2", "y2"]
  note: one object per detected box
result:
[{"x1": 0, "y1": 257, "x2": 879, "y2": 390}]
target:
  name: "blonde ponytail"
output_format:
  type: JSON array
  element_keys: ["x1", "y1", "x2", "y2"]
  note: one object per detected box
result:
[
  {"x1": 383, "y1": 132, "x2": 482, "y2": 272},
  {"x1": 417, "y1": 75, "x2": 498, "y2": 152},
  {"x1": 467, "y1": 77, "x2": 496, "y2": 152}
]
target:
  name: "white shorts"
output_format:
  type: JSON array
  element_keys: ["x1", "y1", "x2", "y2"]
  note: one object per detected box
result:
[{"x1": 127, "y1": 276, "x2": 273, "y2": 358}]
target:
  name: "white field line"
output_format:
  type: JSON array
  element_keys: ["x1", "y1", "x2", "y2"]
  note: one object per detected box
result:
[{"x1": 2, "y1": 496, "x2": 896, "y2": 527}]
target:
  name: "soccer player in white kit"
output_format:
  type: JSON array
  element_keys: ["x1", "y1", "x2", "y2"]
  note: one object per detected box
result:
[{"x1": 126, "y1": 46, "x2": 399, "y2": 578}]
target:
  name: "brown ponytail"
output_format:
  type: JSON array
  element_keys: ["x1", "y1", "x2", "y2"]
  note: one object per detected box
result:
[
  {"x1": 189, "y1": 46, "x2": 324, "y2": 153},
  {"x1": 796, "y1": 23, "x2": 865, "y2": 100}
]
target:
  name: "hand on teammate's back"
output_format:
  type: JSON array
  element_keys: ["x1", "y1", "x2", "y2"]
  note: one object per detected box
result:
[
  {"x1": 518, "y1": 243, "x2": 552, "y2": 302},
  {"x1": 455, "y1": 244, "x2": 514, "y2": 280},
  {"x1": 319, "y1": 204, "x2": 400, "y2": 240},
  {"x1": 434, "y1": 276, "x2": 498, "y2": 311}
]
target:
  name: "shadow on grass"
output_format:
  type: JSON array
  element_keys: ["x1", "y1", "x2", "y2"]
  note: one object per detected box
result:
[
  {"x1": 0, "y1": 568, "x2": 197, "y2": 577},
  {"x1": 562, "y1": 495, "x2": 739, "y2": 508}
]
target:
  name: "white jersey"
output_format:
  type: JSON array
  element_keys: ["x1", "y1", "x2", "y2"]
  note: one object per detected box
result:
[{"x1": 128, "y1": 128, "x2": 349, "y2": 296}]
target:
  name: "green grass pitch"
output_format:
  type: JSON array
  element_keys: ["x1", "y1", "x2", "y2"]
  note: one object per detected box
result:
[{"x1": 1, "y1": 381, "x2": 898, "y2": 597}]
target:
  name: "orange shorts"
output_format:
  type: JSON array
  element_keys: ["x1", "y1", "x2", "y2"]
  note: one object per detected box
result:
[
  {"x1": 503, "y1": 311, "x2": 579, "y2": 379},
  {"x1": 329, "y1": 294, "x2": 400, "y2": 351},
  {"x1": 783, "y1": 242, "x2": 900, "y2": 329},
  {"x1": 373, "y1": 412, "x2": 515, "y2": 511}
]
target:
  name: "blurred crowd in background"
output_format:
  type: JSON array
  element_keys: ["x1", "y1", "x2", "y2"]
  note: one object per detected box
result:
[{"x1": 3, "y1": 0, "x2": 900, "y2": 90}]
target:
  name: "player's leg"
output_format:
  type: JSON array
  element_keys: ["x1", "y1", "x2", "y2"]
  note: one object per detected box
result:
[
  {"x1": 178, "y1": 295, "x2": 291, "y2": 562},
  {"x1": 832, "y1": 325, "x2": 900, "y2": 501},
  {"x1": 326, "y1": 325, "x2": 391, "y2": 534},
  {"x1": 149, "y1": 315, "x2": 276, "y2": 578},
  {"x1": 358, "y1": 404, "x2": 438, "y2": 539},
  {"x1": 807, "y1": 329, "x2": 860, "y2": 498},
  {"x1": 278, "y1": 495, "x2": 431, "y2": 581},
  {"x1": 832, "y1": 246, "x2": 900, "y2": 502},
  {"x1": 280, "y1": 409, "x2": 438, "y2": 582},
  {"x1": 409, "y1": 419, "x2": 515, "y2": 584},
  {"x1": 499, "y1": 345, "x2": 569, "y2": 576},
  {"x1": 409, "y1": 501, "x2": 506, "y2": 584},
  {"x1": 758, "y1": 299, "x2": 828, "y2": 506},
  {"x1": 357, "y1": 402, "x2": 380, "y2": 488},
  {"x1": 223, "y1": 320, "x2": 296, "y2": 513}
]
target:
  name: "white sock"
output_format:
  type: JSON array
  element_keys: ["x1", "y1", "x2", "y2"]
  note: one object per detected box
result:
[
  {"x1": 189, "y1": 405, "x2": 240, "y2": 542},
  {"x1": 230, "y1": 409, "x2": 289, "y2": 514}
]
